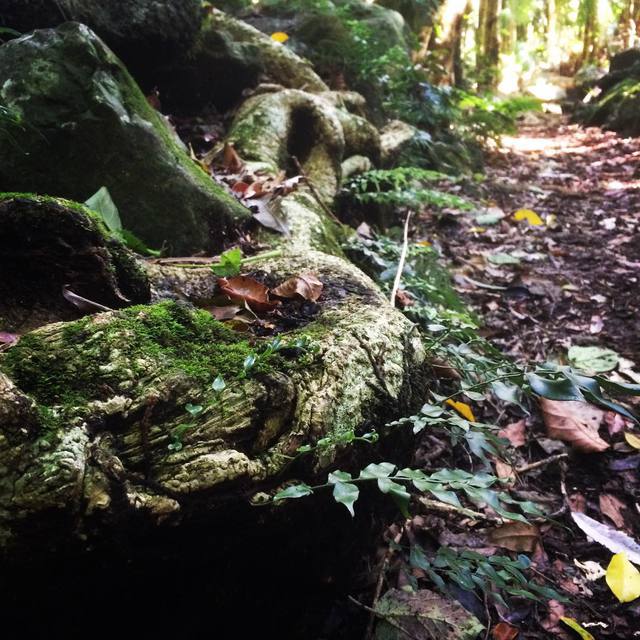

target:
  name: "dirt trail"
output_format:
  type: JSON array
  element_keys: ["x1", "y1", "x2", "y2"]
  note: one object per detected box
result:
[{"x1": 442, "y1": 113, "x2": 640, "y2": 365}]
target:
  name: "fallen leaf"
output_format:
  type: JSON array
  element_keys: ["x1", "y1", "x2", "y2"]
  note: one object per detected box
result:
[
  {"x1": 560, "y1": 617, "x2": 595, "y2": 640},
  {"x1": 250, "y1": 197, "x2": 290, "y2": 235},
  {"x1": 499, "y1": 419, "x2": 526, "y2": 447},
  {"x1": 218, "y1": 276, "x2": 280, "y2": 312},
  {"x1": 446, "y1": 399, "x2": 476, "y2": 421},
  {"x1": 0, "y1": 332, "x2": 19, "y2": 346},
  {"x1": 491, "y1": 622, "x2": 518, "y2": 640},
  {"x1": 270, "y1": 31, "x2": 289, "y2": 43},
  {"x1": 488, "y1": 522, "x2": 539, "y2": 552},
  {"x1": 272, "y1": 273, "x2": 323, "y2": 302},
  {"x1": 394, "y1": 289, "x2": 414, "y2": 308},
  {"x1": 487, "y1": 252, "x2": 521, "y2": 265},
  {"x1": 541, "y1": 599, "x2": 565, "y2": 632},
  {"x1": 494, "y1": 459, "x2": 516, "y2": 481},
  {"x1": 574, "y1": 559, "x2": 606, "y2": 581},
  {"x1": 624, "y1": 432, "x2": 640, "y2": 449},
  {"x1": 589, "y1": 315, "x2": 603, "y2": 334},
  {"x1": 571, "y1": 512, "x2": 640, "y2": 564},
  {"x1": 605, "y1": 411, "x2": 626, "y2": 436},
  {"x1": 513, "y1": 208, "x2": 543, "y2": 226},
  {"x1": 374, "y1": 588, "x2": 484, "y2": 640},
  {"x1": 599, "y1": 494, "x2": 627, "y2": 528},
  {"x1": 222, "y1": 142, "x2": 244, "y2": 172},
  {"x1": 606, "y1": 552, "x2": 640, "y2": 603},
  {"x1": 568, "y1": 345, "x2": 619, "y2": 374},
  {"x1": 539, "y1": 398, "x2": 608, "y2": 452},
  {"x1": 62, "y1": 286, "x2": 113, "y2": 314},
  {"x1": 206, "y1": 305, "x2": 242, "y2": 321}
]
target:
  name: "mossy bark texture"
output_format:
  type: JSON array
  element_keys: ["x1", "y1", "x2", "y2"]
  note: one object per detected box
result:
[{"x1": 0, "y1": 9, "x2": 430, "y2": 552}]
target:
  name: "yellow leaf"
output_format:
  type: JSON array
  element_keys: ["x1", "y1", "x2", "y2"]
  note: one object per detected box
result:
[
  {"x1": 446, "y1": 399, "x2": 476, "y2": 422},
  {"x1": 560, "y1": 617, "x2": 594, "y2": 640},
  {"x1": 270, "y1": 31, "x2": 289, "y2": 43},
  {"x1": 606, "y1": 552, "x2": 640, "y2": 603},
  {"x1": 625, "y1": 432, "x2": 640, "y2": 450},
  {"x1": 513, "y1": 208, "x2": 543, "y2": 226}
]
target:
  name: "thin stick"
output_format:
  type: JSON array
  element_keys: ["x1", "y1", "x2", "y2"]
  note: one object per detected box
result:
[
  {"x1": 291, "y1": 156, "x2": 342, "y2": 225},
  {"x1": 516, "y1": 453, "x2": 568, "y2": 475},
  {"x1": 365, "y1": 526, "x2": 405, "y2": 640},
  {"x1": 348, "y1": 596, "x2": 419, "y2": 640},
  {"x1": 390, "y1": 211, "x2": 412, "y2": 306},
  {"x1": 419, "y1": 497, "x2": 500, "y2": 522}
]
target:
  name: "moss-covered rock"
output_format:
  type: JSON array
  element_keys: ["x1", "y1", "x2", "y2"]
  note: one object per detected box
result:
[
  {"x1": 0, "y1": 194, "x2": 150, "y2": 332},
  {"x1": 0, "y1": 0, "x2": 203, "y2": 84},
  {"x1": 154, "y1": 9, "x2": 328, "y2": 114},
  {"x1": 0, "y1": 22, "x2": 250, "y2": 254}
]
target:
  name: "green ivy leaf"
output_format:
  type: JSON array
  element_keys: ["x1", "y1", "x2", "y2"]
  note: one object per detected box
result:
[
  {"x1": 185, "y1": 403, "x2": 204, "y2": 417},
  {"x1": 331, "y1": 481, "x2": 359, "y2": 517},
  {"x1": 273, "y1": 484, "x2": 313, "y2": 502},
  {"x1": 210, "y1": 376, "x2": 225, "y2": 394},
  {"x1": 359, "y1": 462, "x2": 396, "y2": 479}
]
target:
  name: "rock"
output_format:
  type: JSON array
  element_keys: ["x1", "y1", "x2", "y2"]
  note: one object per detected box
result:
[
  {"x1": 0, "y1": 194, "x2": 150, "y2": 332},
  {"x1": 0, "y1": 0, "x2": 203, "y2": 83},
  {"x1": 609, "y1": 48, "x2": 640, "y2": 74},
  {"x1": 154, "y1": 8, "x2": 328, "y2": 114},
  {"x1": 380, "y1": 120, "x2": 433, "y2": 167},
  {"x1": 0, "y1": 23, "x2": 250, "y2": 254}
]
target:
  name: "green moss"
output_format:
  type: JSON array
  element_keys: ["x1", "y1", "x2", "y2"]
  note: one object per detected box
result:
[{"x1": 0, "y1": 301, "x2": 274, "y2": 410}]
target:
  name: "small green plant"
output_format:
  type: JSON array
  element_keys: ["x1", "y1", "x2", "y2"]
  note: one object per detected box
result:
[
  {"x1": 408, "y1": 545, "x2": 565, "y2": 605},
  {"x1": 210, "y1": 248, "x2": 283, "y2": 277},
  {"x1": 344, "y1": 167, "x2": 472, "y2": 212},
  {"x1": 84, "y1": 186, "x2": 161, "y2": 257}
]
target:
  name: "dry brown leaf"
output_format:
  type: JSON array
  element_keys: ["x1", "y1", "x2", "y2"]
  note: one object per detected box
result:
[
  {"x1": 394, "y1": 289, "x2": 415, "y2": 308},
  {"x1": 540, "y1": 599, "x2": 565, "y2": 633},
  {"x1": 222, "y1": 142, "x2": 244, "y2": 172},
  {"x1": 206, "y1": 305, "x2": 242, "y2": 321},
  {"x1": 568, "y1": 493, "x2": 586, "y2": 513},
  {"x1": 272, "y1": 273, "x2": 323, "y2": 302},
  {"x1": 492, "y1": 622, "x2": 519, "y2": 640},
  {"x1": 499, "y1": 419, "x2": 527, "y2": 447},
  {"x1": 488, "y1": 522, "x2": 540, "y2": 552},
  {"x1": 539, "y1": 398, "x2": 608, "y2": 453},
  {"x1": 599, "y1": 494, "x2": 627, "y2": 528},
  {"x1": 218, "y1": 276, "x2": 280, "y2": 312},
  {"x1": 494, "y1": 459, "x2": 516, "y2": 481}
]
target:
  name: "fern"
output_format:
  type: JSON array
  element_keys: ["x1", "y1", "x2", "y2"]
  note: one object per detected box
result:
[{"x1": 345, "y1": 167, "x2": 472, "y2": 211}]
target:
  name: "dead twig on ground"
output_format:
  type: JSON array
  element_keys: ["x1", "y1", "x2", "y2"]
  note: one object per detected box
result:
[{"x1": 390, "y1": 211, "x2": 412, "y2": 306}]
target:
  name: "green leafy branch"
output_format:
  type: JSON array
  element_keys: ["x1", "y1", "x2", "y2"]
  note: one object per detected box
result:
[{"x1": 273, "y1": 463, "x2": 542, "y2": 522}]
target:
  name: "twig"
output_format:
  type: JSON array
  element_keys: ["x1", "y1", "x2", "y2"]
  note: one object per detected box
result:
[
  {"x1": 516, "y1": 453, "x2": 568, "y2": 475},
  {"x1": 390, "y1": 211, "x2": 412, "y2": 306},
  {"x1": 365, "y1": 525, "x2": 406, "y2": 640},
  {"x1": 348, "y1": 596, "x2": 419, "y2": 640},
  {"x1": 291, "y1": 155, "x2": 342, "y2": 225},
  {"x1": 419, "y1": 497, "x2": 500, "y2": 522}
]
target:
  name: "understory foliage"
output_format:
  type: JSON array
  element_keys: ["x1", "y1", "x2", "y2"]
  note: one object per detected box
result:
[{"x1": 275, "y1": 226, "x2": 640, "y2": 608}]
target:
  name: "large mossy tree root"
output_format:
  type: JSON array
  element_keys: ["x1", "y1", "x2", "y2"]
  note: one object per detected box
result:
[{"x1": 0, "y1": 12, "x2": 430, "y2": 553}]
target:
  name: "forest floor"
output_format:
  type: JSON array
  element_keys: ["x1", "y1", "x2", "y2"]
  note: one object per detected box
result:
[
  {"x1": 444, "y1": 112, "x2": 640, "y2": 364},
  {"x1": 408, "y1": 113, "x2": 640, "y2": 638}
]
